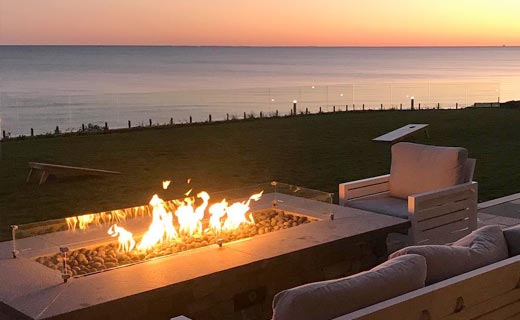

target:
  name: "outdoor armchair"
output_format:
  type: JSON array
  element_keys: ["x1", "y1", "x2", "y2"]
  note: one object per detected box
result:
[{"x1": 339, "y1": 142, "x2": 478, "y2": 245}]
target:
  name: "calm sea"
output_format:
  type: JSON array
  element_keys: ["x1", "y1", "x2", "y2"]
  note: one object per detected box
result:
[{"x1": 1, "y1": 46, "x2": 519, "y2": 136}]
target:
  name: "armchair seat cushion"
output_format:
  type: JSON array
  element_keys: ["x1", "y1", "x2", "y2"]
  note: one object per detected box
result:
[
  {"x1": 389, "y1": 142, "x2": 468, "y2": 199},
  {"x1": 272, "y1": 254, "x2": 427, "y2": 320},
  {"x1": 348, "y1": 194, "x2": 409, "y2": 219},
  {"x1": 389, "y1": 225, "x2": 508, "y2": 284}
]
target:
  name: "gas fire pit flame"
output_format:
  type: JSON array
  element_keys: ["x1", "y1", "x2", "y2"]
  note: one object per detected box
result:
[
  {"x1": 162, "y1": 180, "x2": 171, "y2": 190},
  {"x1": 108, "y1": 224, "x2": 136, "y2": 253},
  {"x1": 103, "y1": 188, "x2": 263, "y2": 253},
  {"x1": 66, "y1": 214, "x2": 97, "y2": 231},
  {"x1": 208, "y1": 199, "x2": 228, "y2": 234},
  {"x1": 218, "y1": 192, "x2": 262, "y2": 233},
  {"x1": 136, "y1": 194, "x2": 179, "y2": 251},
  {"x1": 174, "y1": 191, "x2": 209, "y2": 237}
]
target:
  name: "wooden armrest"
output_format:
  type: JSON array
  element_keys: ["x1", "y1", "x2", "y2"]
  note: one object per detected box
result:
[
  {"x1": 408, "y1": 182, "x2": 478, "y2": 220},
  {"x1": 339, "y1": 174, "x2": 390, "y2": 205},
  {"x1": 409, "y1": 182, "x2": 478, "y2": 205},
  {"x1": 405, "y1": 182, "x2": 478, "y2": 245},
  {"x1": 340, "y1": 174, "x2": 390, "y2": 188}
]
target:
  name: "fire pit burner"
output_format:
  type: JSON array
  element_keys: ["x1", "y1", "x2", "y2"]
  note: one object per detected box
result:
[{"x1": 35, "y1": 209, "x2": 316, "y2": 277}]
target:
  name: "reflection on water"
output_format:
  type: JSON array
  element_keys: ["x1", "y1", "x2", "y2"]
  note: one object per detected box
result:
[{"x1": 0, "y1": 46, "x2": 518, "y2": 136}]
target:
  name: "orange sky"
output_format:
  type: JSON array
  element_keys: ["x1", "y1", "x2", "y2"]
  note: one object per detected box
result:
[{"x1": 1, "y1": 0, "x2": 519, "y2": 46}]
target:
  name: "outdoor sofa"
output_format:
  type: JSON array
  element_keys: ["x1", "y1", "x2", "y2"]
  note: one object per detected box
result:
[{"x1": 272, "y1": 224, "x2": 520, "y2": 320}]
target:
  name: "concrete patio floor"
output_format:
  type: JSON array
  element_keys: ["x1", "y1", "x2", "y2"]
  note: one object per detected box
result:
[{"x1": 478, "y1": 193, "x2": 520, "y2": 228}]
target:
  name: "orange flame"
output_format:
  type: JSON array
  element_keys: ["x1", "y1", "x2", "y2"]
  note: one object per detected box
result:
[
  {"x1": 162, "y1": 180, "x2": 171, "y2": 190},
  {"x1": 95, "y1": 181, "x2": 264, "y2": 254},
  {"x1": 65, "y1": 205, "x2": 150, "y2": 232},
  {"x1": 174, "y1": 191, "x2": 208, "y2": 237},
  {"x1": 66, "y1": 213, "x2": 97, "y2": 231},
  {"x1": 222, "y1": 192, "x2": 262, "y2": 231},
  {"x1": 137, "y1": 194, "x2": 179, "y2": 251},
  {"x1": 108, "y1": 224, "x2": 136, "y2": 252},
  {"x1": 208, "y1": 199, "x2": 228, "y2": 234}
]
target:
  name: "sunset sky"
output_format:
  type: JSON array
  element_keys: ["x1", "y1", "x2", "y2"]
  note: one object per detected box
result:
[{"x1": 1, "y1": 0, "x2": 519, "y2": 46}]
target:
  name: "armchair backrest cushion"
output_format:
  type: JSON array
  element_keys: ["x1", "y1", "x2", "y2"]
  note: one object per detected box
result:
[
  {"x1": 389, "y1": 225, "x2": 508, "y2": 284},
  {"x1": 271, "y1": 254, "x2": 426, "y2": 320},
  {"x1": 389, "y1": 142, "x2": 469, "y2": 199}
]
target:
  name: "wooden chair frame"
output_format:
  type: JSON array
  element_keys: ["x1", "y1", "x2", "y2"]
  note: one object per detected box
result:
[{"x1": 339, "y1": 173, "x2": 478, "y2": 245}]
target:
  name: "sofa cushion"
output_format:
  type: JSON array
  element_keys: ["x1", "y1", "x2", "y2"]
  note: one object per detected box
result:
[
  {"x1": 272, "y1": 254, "x2": 426, "y2": 320},
  {"x1": 389, "y1": 142, "x2": 468, "y2": 199},
  {"x1": 503, "y1": 224, "x2": 520, "y2": 256},
  {"x1": 389, "y1": 225, "x2": 508, "y2": 284},
  {"x1": 348, "y1": 194, "x2": 409, "y2": 219}
]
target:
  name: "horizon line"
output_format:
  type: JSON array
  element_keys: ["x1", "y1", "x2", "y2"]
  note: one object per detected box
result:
[{"x1": 0, "y1": 44, "x2": 518, "y2": 48}]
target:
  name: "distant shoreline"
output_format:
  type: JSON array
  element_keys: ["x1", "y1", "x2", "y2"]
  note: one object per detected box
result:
[
  {"x1": 1, "y1": 45, "x2": 519, "y2": 48},
  {"x1": 2, "y1": 102, "x2": 517, "y2": 143}
]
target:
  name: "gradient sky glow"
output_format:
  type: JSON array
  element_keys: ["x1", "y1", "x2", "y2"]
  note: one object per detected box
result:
[{"x1": 1, "y1": 0, "x2": 519, "y2": 46}]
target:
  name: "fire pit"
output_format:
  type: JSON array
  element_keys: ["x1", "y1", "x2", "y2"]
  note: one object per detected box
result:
[
  {"x1": 1, "y1": 182, "x2": 409, "y2": 320},
  {"x1": 10, "y1": 181, "x2": 325, "y2": 280},
  {"x1": 35, "y1": 209, "x2": 315, "y2": 277}
]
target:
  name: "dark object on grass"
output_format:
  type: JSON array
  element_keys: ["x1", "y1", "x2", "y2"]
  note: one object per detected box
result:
[
  {"x1": 501, "y1": 100, "x2": 520, "y2": 109},
  {"x1": 27, "y1": 162, "x2": 121, "y2": 185},
  {"x1": 80, "y1": 123, "x2": 103, "y2": 133}
]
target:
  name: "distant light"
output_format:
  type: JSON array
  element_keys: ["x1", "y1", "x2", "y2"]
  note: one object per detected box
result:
[
  {"x1": 293, "y1": 100, "x2": 298, "y2": 104},
  {"x1": 411, "y1": 96, "x2": 415, "y2": 99},
  {"x1": 340, "y1": 93, "x2": 344, "y2": 97},
  {"x1": 271, "y1": 98, "x2": 275, "y2": 102},
  {"x1": 311, "y1": 86, "x2": 315, "y2": 89}
]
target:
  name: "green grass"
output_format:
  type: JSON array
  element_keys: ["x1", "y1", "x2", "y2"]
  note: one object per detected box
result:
[{"x1": 1, "y1": 108, "x2": 519, "y2": 240}]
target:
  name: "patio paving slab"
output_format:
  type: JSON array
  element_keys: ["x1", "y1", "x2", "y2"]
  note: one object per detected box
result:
[{"x1": 478, "y1": 193, "x2": 520, "y2": 228}]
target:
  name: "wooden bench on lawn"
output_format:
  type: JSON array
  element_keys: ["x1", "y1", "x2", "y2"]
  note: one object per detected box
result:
[{"x1": 27, "y1": 162, "x2": 121, "y2": 185}]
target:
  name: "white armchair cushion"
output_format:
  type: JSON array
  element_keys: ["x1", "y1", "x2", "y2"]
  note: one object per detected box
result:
[
  {"x1": 347, "y1": 193, "x2": 409, "y2": 219},
  {"x1": 271, "y1": 254, "x2": 426, "y2": 320},
  {"x1": 389, "y1": 142, "x2": 468, "y2": 199},
  {"x1": 389, "y1": 225, "x2": 508, "y2": 284}
]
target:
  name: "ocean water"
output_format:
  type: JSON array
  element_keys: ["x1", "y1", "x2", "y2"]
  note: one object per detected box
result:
[{"x1": 0, "y1": 46, "x2": 519, "y2": 136}]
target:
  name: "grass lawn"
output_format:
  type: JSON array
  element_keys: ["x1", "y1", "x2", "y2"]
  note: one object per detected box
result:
[{"x1": 1, "y1": 108, "x2": 519, "y2": 240}]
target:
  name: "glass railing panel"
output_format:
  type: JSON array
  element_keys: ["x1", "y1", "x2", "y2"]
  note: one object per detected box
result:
[{"x1": 0, "y1": 81, "x2": 502, "y2": 138}]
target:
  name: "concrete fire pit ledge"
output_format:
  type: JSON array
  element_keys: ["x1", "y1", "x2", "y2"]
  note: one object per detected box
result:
[{"x1": 0, "y1": 194, "x2": 409, "y2": 320}]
